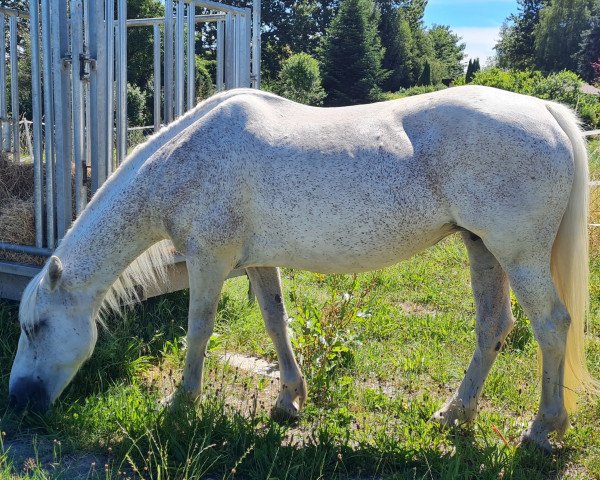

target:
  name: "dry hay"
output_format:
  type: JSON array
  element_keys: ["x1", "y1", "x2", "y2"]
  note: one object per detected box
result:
[
  {"x1": 0, "y1": 154, "x2": 43, "y2": 266},
  {"x1": 0, "y1": 153, "x2": 95, "y2": 267}
]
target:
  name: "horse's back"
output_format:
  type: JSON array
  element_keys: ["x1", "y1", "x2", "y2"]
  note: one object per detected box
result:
[{"x1": 149, "y1": 86, "x2": 579, "y2": 272}]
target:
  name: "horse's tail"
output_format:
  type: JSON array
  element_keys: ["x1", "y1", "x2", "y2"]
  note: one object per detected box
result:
[{"x1": 546, "y1": 102, "x2": 599, "y2": 412}]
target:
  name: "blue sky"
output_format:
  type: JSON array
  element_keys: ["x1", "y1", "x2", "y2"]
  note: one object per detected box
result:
[{"x1": 423, "y1": 0, "x2": 519, "y2": 65}]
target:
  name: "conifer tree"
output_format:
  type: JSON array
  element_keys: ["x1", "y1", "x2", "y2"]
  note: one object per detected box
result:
[
  {"x1": 321, "y1": 0, "x2": 385, "y2": 105},
  {"x1": 417, "y1": 60, "x2": 431, "y2": 85},
  {"x1": 534, "y1": 0, "x2": 591, "y2": 73},
  {"x1": 465, "y1": 59, "x2": 474, "y2": 83},
  {"x1": 579, "y1": 12, "x2": 600, "y2": 83}
]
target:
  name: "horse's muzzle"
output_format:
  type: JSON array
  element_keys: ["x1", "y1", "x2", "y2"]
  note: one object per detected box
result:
[{"x1": 8, "y1": 377, "x2": 50, "y2": 414}]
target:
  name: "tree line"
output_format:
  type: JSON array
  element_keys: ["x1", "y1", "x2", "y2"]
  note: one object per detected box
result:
[
  {"x1": 495, "y1": 0, "x2": 600, "y2": 83},
  {"x1": 255, "y1": 0, "x2": 466, "y2": 106}
]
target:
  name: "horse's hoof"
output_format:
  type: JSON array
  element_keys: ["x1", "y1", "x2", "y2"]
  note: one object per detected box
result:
[
  {"x1": 431, "y1": 401, "x2": 474, "y2": 428},
  {"x1": 159, "y1": 392, "x2": 176, "y2": 408},
  {"x1": 160, "y1": 390, "x2": 196, "y2": 409},
  {"x1": 270, "y1": 404, "x2": 300, "y2": 425},
  {"x1": 519, "y1": 431, "x2": 553, "y2": 454}
]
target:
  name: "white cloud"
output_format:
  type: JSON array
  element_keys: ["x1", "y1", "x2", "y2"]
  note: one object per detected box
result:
[{"x1": 453, "y1": 26, "x2": 502, "y2": 66}]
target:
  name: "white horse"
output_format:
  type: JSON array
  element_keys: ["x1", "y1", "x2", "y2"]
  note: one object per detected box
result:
[{"x1": 9, "y1": 86, "x2": 598, "y2": 451}]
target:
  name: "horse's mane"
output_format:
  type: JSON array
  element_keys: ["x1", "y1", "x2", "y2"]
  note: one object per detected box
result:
[
  {"x1": 100, "y1": 239, "x2": 175, "y2": 317},
  {"x1": 19, "y1": 90, "x2": 260, "y2": 328}
]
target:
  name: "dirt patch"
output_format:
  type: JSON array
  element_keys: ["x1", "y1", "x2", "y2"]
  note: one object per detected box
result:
[
  {"x1": 398, "y1": 301, "x2": 438, "y2": 317},
  {"x1": 2, "y1": 435, "x2": 108, "y2": 479}
]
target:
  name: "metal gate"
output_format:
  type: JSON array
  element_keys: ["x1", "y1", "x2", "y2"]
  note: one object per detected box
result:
[{"x1": 0, "y1": 0, "x2": 261, "y2": 300}]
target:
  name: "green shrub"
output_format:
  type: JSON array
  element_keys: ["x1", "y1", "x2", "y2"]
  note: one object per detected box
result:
[
  {"x1": 195, "y1": 57, "x2": 215, "y2": 102},
  {"x1": 127, "y1": 82, "x2": 149, "y2": 127},
  {"x1": 380, "y1": 84, "x2": 447, "y2": 101},
  {"x1": 463, "y1": 68, "x2": 600, "y2": 128},
  {"x1": 273, "y1": 53, "x2": 326, "y2": 106}
]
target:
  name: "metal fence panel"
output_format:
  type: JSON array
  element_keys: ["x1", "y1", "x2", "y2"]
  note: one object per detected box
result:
[{"x1": 0, "y1": 0, "x2": 260, "y2": 298}]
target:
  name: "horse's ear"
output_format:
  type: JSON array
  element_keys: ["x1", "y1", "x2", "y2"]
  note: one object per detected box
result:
[{"x1": 47, "y1": 256, "x2": 63, "y2": 291}]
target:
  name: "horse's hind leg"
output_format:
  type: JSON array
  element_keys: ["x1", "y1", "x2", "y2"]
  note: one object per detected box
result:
[
  {"x1": 502, "y1": 259, "x2": 570, "y2": 451},
  {"x1": 433, "y1": 232, "x2": 514, "y2": 426},
  {"x1": 246, "y1": 267, "x2": 307, "y2": 420}
]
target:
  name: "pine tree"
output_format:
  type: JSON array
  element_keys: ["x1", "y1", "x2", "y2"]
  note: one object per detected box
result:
[
  {"x1": 579, "y1": 12, "x2": 600, "y2": 83},
  {"x1": 321, "y1": 0, "x2": 385, "y2": 105},
  {"x1": 465, "y1": 59, "x2": 474, "y2": 83},
  {"x1": 417, "y1": 60, "x2": 431, "y2": 85},
  {"x1": 534, "y1": 0, "x2": 591, "y2": 73},
  {"x1": 427, "y1": 25, "x2": 465, "y2": 80},
  {"x1": 495, "y1": 0, "x2": 548, "y2": 70},
  {"x1": 380, "y1": 7, "x2": 416, "y2": 90}
]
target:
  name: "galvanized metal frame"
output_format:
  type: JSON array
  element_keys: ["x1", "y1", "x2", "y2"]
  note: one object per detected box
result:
[
  {"x1": 29, "y1": 0, "x2": 44, "y2": 247},
  {"x1": 116, "y1": 0, "x2": 127, "y2": 164},
  {"x1": 0, "y1": 0, "x2": 260, "y2": 301},
  {"x1": 0, "y1": 14, "x2": 6, "y2": 152}
]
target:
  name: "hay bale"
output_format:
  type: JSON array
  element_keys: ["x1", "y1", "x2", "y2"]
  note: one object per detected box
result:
[
  {"x1": 0, "y1": 197, "x2": 43, "y2": 266},
  {"x1": 0, "y1": 154, "x2": 44, "y2": 266},
  {"x1": 0, "y1": 155, "x2": 34, "y2": 204}
]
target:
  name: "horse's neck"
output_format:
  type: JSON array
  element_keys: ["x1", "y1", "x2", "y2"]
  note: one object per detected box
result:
[{"x1": 54, "y1": 181, "x2": 163, "y2": 301}]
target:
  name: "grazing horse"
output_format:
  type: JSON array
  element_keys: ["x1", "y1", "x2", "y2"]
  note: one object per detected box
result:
[{"x1": 9, "y1": 86, "x2": 598, "y2": 451}]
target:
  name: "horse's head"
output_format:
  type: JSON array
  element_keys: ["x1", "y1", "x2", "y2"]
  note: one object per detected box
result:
[{"x1": 9, "y1": 256, "x2": 98, "y2": 414}]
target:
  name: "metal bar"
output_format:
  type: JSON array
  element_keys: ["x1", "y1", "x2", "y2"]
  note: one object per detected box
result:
[
  {"x1": 128, "y1": 125, "x2": 156, "y2": 132},
  {"x1": 105, "y1": 0, "x2": 115, "y2": 176},
  {"x1": 29, "y1": 0, "x2": 44, "y2": 247},
  {"x1": 195, "y1": 0, "x2": 247, "y2": 15},
  {"x1": 216, "y1": 19, "x2": 224, "y2": 91},
  {"x1": 225, "y1": 12, "x2": 233, "y2": 89},
  {"x1": 0, "y1": 242, "x2": 52, "y2": 256},
  {"x1": 233, "y1": 14, "x2": 240, "y2": 88},
  {"x1": 41, "y1": 0, "x2": 54, "y2": 247},
  {"x1": 242, "y1": 11, "x2": 251, "y2": 87},
  {"x1": 0, "y1": 14, "x2": 6, "y2": 152},
  {"x1": 153, "y1": 23, "x2": 161, "y2": 132},
  {"x1": 116, "y1": 0, "x2": 127, "y2": 164},
  {"x1": 0, "y1": 7, "x2": 30, "y2": 19},
  {"x1": 71, "y1": 0, "x2": 85, "y2": 215},
  {"x1": 164, "y1": 0, "x2": 174, "y2": 124},
  {"x1": 127, "y1": 14, "x2": 224, "y2": 27},
  {"x1": 82, "y1": 0, "x2": 91, "y2": 209},
  {"x1": 186, "y1": 2, "x2": 196, "y2": 111},
  {"x1": 252, "y1": 0, "x2": 261, "y2": 89},
  {"x1": 175, "y1": 0, "x2": 185, "y2": 118},
  {"x1": 9, "y1": 15, "x2": 19, "y2": 162},
  {"x1": 50, "y1": 0, "x2": 73, "y2": 240},
  {"x1": 89, "y1": 0, "x2": 108, "y2": 193}
]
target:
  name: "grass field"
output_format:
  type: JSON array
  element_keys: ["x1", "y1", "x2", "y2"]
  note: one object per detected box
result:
[{"x1": 0, "y1": 142, "x2": 598, "y2": 479}]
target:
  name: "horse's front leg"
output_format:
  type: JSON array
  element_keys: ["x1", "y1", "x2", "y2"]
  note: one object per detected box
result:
[
  {"x1": 432, "y1": 232, "x2": 514, "y2": 426},
  {"x1": 178, "y1": 252, "x2": 230, "y2": 401},
  {"x1": 246, "y1": 267, "x2": 307, "y2": 421}
]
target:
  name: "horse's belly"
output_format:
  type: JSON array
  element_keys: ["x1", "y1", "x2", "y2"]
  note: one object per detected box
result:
[{"x1": 244, "y1": 215, "x2": 455, "y2": 273}]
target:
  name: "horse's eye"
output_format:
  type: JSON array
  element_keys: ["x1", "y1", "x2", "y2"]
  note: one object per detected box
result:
[{"x1": 22, "y1": 318, "x2": 48, "y2": 340}]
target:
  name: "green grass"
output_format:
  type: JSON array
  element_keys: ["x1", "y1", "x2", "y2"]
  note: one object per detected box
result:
[
  {"x1": 0, "y1": 233, "x2": 598, "y2": 479},
  {"x1": 0, "y1": 141, "x2": 598, "y2": 479}
]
